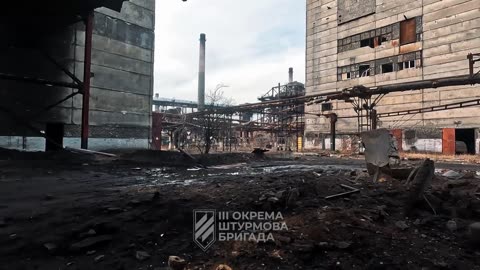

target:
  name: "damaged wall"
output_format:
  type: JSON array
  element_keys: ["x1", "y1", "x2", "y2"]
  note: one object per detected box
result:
[
  {"x1": 305, "y1": 0, "x2": 480, "y2": 152},
  {"x1": 0, "y1": 0, "x2": 155, "y2": 151}
]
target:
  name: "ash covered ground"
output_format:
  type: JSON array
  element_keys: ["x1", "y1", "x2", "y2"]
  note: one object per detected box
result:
[{"x1": 0, "y1": 150, "x2": 480, "y2": 270}]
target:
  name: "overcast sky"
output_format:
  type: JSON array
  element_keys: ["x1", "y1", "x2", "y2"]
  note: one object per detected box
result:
[{"x1": 154, "y1": 0, "x2": 306, "y2": 104}]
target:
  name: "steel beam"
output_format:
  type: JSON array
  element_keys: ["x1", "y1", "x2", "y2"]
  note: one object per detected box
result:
[
  {"x1": 81, "y1": 12, "x2": 94, "y2": 149},
  {"x1": 0, "y1": 73, "x2": 81, "y2": 89}
]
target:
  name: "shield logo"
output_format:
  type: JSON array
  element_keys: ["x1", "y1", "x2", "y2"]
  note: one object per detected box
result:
[{"x1": 193, "y1": 210, "x2": 216, "y2": 251}]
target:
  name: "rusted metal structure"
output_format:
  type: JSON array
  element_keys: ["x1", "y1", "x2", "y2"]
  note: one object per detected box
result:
[
  {"x1": 1, "y1": 0, "x2": 161, "y2": 151},
  {"x1": 0, "y1": 1, "x2": 119, "y2": 149},
  {"x1": 166, "y1": 55, "x2": 479, "y2": 153}
]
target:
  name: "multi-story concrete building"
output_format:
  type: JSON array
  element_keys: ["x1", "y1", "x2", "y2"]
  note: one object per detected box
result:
[
  {"x1": 305, "y1": 0, "x2": 480, "y2": 154},
  {"x1": 0, "y1": 0, "x2": 155, "y2": 151}
]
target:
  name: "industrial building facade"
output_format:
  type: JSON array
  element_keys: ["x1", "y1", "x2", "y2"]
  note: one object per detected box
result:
[
  {"x1": 305, "y1": 0, "x2": 480, "y2": 154},
  {"x1": 0, "y1": 0, "x2": 154, "y2": 151}
]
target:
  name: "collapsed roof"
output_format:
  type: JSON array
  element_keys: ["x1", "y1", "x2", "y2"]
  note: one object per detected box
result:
[{"x1": 0, "y1": 0, "x2": 128, "y2": 26}]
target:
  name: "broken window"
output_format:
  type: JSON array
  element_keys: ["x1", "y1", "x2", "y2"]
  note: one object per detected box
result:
[
  {"x1": 381, "y1": 63, "x2": 393, "y2": 74},
  {"x1": 322, "y1": 103, "x2": 333, "y2": 112},
  {"x1": 400, "y1": 19, "x2": 416, "y2": 45},
  {"x1": 360, "y1": 37, "x2": 375, "y2": 48},
  {"x1": 359, "y1": 65, "x2": 371, "y2": 77},
  {"x1": 337, "y1": 16, "x2": 422, "y2": 53},
  {"x1": 398, "y1": 60, "x2": 416, "y2": 70}
]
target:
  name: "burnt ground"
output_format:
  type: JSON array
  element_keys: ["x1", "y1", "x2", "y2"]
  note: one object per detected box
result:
[{"x1": 0, "y1": 150, "x2": 480, "y2": 270}]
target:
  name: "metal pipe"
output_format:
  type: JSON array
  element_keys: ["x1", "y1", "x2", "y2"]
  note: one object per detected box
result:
[
  {"x1": 81, "y1": 11, "x2": 94, "y2": 149},
  {"x1": 198, "y1": 33, "x2": 206, "y2": 111},
  {"x1": 371, "y1": 109, "x2": 378, "y2": 130},
  {"x1": 329, "y1": 113, "x2": 337, "y2": 151}
]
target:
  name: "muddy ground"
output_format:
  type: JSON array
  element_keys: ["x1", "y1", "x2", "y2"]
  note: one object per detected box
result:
[{"x1": 0, "y1": 150, "x2": 480, "y2": 270}]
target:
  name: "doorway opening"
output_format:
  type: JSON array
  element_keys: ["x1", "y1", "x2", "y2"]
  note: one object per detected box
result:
[
  {"x1": 455, "y1": 128, "x2": 475, "y2": 155},
  {"x1": 45, "y1": 123, "x2": 64, "y2": 151}
]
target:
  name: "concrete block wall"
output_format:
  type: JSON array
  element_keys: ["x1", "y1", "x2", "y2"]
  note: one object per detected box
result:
[
  {"x1": 0, "y1": 0, "x2": 155, "y2": 151},
  {"x1": 305, "y1": 0, "x2": 480, "y2": 151}
]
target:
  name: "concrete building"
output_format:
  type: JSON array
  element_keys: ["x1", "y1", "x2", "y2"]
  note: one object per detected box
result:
[
  {"x1": 0, "y1": 0, "x2": 155, "y2": 151},
  {"x1": 305, "y1": 0, "x2": 480, "y2": 154}
]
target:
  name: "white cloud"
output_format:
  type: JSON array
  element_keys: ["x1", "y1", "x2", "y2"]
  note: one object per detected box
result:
[{"x1": 154, "y1": 0, "x2": 306, "y2": 104}]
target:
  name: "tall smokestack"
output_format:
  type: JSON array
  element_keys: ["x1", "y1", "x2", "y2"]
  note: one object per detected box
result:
[
  {"x1": 288, "y1": 67, "x2": 294, "y2": 83},
  {"x1": 198, "y1": 33, "x2": 206, "y2": 111}
]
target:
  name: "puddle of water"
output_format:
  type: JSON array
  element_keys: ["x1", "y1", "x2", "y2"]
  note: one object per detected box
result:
[{"x1": 136, "y1": 163, "x2": 363, "y2": 188}]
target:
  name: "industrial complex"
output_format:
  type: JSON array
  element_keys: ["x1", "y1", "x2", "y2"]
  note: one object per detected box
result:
[{"x1": 1, "y1": 1, "x2": 480, "y2": 269}]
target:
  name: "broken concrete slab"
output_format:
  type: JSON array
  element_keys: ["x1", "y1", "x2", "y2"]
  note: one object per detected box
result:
[
  {"x1": 395, "y1": 221, "x2": 409, "y2": 230},
  {"x1": 361, "y1": 129, "x2": 399, "y2": 169},
  {"x1": 135, "y1": 251, "x2": 150, "y2": 261},
  {"x1": 442, "y1": 170, "x2": 463, "y2": 179},
  {"x1": 168, "y1": 256, "x2": 187, "y2": 270}
]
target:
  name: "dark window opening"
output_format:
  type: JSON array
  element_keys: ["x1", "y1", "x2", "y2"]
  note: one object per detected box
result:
[
  {"x1": 360, "y1": 37, "x2": 375, "y2": 48},
  {"x1": 359, "y1": 65, "x2": 370, "y2": 77},
  {"x1": 455, "y1": 129, "x2": 476, "y2": 155},
  {"x1": 381, "y1": 63, "x2": 393, "y2": 73},
  {"x1": 347, "y1": 72, "x2": 351, "y2": 79},
  {"x1": 400, "y1": 18, "x2": 416, "y2": 45},
  {"x1": 322, "y1": 103, "x2": 333, "y2": 112},
  {"x1": 380, "y1": 36, "x2": 388, "y2": 44},
  {"x1": 45, "y1": 123, "x2": 64, "y2": 152}
]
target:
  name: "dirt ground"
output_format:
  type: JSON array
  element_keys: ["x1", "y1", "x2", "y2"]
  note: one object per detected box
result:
[{"x1": 0, "y1": 149, "x2": 480, "y2": 270}]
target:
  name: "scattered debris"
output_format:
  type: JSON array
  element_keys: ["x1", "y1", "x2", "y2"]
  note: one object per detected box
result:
[
  {"x1": 135, "y1": 251, "x2": 150, "y2": 261},
  {"x1": 44, "y1": 243, "x2": 57, "y2": 252},
  {"x1": 70, "y1": 235, "x2": 113, "y2": 251},
  {"x1": 442, "y1": 170, "x2": 463, "y2": 179},
  {"x1": 404, "y1": 159, "x2": 435, "y2": 216},
  {"x1": 168, "y1": 256, "x2": 187, "y2": 270},
  {"x1": 444, "y1": 179, "x2": 470, "y2": 189},
  {"x1": 335, "y1": 241, "x2": 352, "y2": 249},
  {"x1": 446, "y1": 220, "x2": 457, "y2": 232},
  {"x1": 86, "y1": 250, "x2": 96, "y2": 255},
  {"x1": 395, "y1": 221, "x2": 409, "y2": 231},
  {"x1": 80, "y1": 229, "x2": 97, "y2": 238},
  {"x1": 325, "y1": 184, "x2": 360, "y2": 200},
  {"x1": 361, "y1": 129, "x2": 400, "y2": 181},
  {"x1": 106, "y1": 207, "x2": 122, "y2": 213},
  {"x1": 65, "y1": 147, "x2": 117, "y2": 158},
  {"x1": 215, "y1": 264, "x2": 233, "y2": 270},
  {"x1": 94, "y1": 255, "x2": 105, "y2": 262},
  {"x1": 267, "y1": 197, "x2": 280, "y2": 203},
  {"x1": 252, "y1": 148, "x2": 269, "y2": 156}
]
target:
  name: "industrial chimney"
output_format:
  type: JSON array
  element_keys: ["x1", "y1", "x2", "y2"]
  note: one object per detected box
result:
[
  {"x1": 198, "y1": 33, "x2": 206, "y2": 111},
  {"x1": 288, "y1": 67, "x2": 294, "y2": 83}
]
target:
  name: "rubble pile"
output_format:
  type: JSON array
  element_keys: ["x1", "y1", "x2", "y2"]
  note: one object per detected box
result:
[{"x1": 0, "y1": 153, "x2": 479, "y2": 269}]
